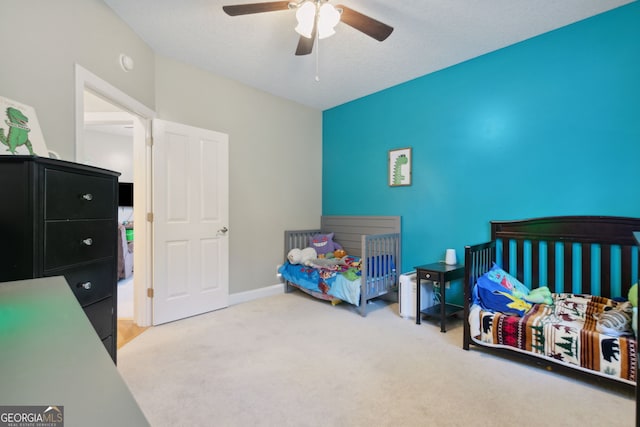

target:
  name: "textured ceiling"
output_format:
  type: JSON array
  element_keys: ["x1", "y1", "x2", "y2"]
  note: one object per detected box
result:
[{"x1": 103, "y1": 0, "x2": 634, "y2": 110}]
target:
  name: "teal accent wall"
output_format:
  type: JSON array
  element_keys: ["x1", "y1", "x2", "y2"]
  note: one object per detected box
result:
[{"x1": 322, "y1": 3, "x2": 640, "y2": 300}]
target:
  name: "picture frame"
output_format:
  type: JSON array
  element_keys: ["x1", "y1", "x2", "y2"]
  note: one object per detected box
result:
[
  {"x1": 388, "y1": 147, "x2": 412, "y2": 186},
  {"x1": 0, "y1": 96, "x2": 49, "y2": 157}
]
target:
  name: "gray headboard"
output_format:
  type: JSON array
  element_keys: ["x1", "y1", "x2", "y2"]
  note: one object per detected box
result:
[{"x1": 321, "y1": 216, "x2": 401, "y2": 256}]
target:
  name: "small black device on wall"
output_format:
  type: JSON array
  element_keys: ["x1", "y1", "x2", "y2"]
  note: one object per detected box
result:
[{"x1": 119, "y1": 182, "x2": 133, "y2": 207}]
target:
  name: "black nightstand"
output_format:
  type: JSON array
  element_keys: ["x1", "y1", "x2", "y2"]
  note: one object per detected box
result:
[{"x1": 414, "y1": 262, "x2": 465, "y2": 332}]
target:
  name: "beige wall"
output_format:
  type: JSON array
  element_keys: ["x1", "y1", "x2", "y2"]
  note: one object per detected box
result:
[
  {"x1": 0, "y1": 0, "x2": 155, "y2": 160},
  {"x1": 155, "y1": 56, "x2": 322, "y2": 293},
  {"x1": 1, "y1": 0, "x2": 322, "y2": 295}
]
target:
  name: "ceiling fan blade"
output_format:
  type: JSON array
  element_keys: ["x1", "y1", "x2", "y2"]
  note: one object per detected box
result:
[
  {"x1": 295, "y1": 17, "x2": 317, "y2": 56},
  {"x1": 223, "y1": 1, "x2": 291, "y2": 16},
  {"x1": 336, "y1": 5, "x2": 393, "y2": 41},
  {"x1": 295, "y1": 35, "x2": 314, "y2": 56}
]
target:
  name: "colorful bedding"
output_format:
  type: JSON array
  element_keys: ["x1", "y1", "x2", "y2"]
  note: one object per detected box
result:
[
  {"x1": 279, "y1": 256, "x2": 363, "y2": 305},
  {"x1": 469, "y1": 293, "x2": 637, "y2": 384}
]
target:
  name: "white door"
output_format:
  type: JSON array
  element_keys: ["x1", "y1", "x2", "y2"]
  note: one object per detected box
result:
[{"x1": 152, "y1": 119, "x2": 229, "y2": 325}]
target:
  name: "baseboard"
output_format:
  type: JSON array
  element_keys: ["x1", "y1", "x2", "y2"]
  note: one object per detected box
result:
[{"x1": 229, "y1": 283, "x2": 284, "y2": 306}]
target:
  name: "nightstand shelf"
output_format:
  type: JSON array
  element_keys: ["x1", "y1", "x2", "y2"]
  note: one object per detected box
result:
[
  {"x1": 420, "y1": 302, "x2": 463, "y2": 319},
  {"x1": 414, "y1": 262, "x2": 465, "y2": 332}
]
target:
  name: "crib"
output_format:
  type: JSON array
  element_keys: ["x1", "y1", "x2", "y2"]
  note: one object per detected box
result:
[
  {"x1": 463, "y1": 215, "x2": 640, "y2": 387},
  {"x1": 282, "y1": 215, "x2": 401, "y2": 316}
]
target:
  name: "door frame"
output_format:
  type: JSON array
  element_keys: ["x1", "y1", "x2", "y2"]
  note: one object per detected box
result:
[{"x1": 75, "y1": 64, "x2": 155, "y2": 327}]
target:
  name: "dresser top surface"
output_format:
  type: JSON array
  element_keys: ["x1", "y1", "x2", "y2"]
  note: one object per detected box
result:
[
  {"x1": 0, "y1": 276, "x2": 147, "y2": 426},
  {"x1": 0, "y1": 155, "x2": 120, "y2": 177}
]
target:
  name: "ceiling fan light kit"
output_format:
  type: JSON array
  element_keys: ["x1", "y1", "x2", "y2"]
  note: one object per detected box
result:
[
  {"x1": 295, "y1": 2, "x2": 340, "y2": 40},
  {"x1": 294, "y1": 2, "x2": 316, "y2": 38},
  {"x1": 222, "y1": 0, "x2": 393, "y2": 55}
]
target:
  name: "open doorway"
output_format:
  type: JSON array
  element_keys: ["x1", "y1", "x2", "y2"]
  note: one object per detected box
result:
[
  {"x1": 83, "y1": 90, "x2": 146, "y2": 348},
  {"x1": 75, "y1": 64, "x2": 155, "y2": 333},
  {"x1": 83, "y1": 90, "x2": 136, "y2": 322}
]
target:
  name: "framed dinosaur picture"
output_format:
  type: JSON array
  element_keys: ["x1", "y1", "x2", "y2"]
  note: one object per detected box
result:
[
  {"x1": 0, "y1": 96, "x2": 49, "y2": 157},
  {"x1": 388, "y1": 147, "x2": 412, "y2": 187}
]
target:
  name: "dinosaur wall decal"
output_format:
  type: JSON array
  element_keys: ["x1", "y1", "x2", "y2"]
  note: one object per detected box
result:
[
  {"x1": 0, "y1": 97, "x2": 49, "y2": 157},
  {"x1": 392, "y1": 153, "x2": 408, "y2": 186},
  {"x1": 0, "y1": 107, "x2": 35, "y2": 155}
]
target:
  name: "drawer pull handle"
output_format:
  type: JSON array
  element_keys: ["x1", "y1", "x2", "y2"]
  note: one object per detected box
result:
[
  {"x1": 82, "y1": 238, "x2": 93, "y2": 246},
  {"x1": 79, "y1": 281, "x2": 92, "y2": 290},
  {"x1": 82, "y1": 193, "x2": 94, "y2": 201}
]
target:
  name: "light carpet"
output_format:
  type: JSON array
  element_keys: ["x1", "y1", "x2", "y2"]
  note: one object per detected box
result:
[{"x1": 117, "y1": 293, "x2": 635, "y2": 427}]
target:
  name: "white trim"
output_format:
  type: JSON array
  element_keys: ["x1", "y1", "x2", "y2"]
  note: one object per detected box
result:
[
  {"x1": 74, "y1": 64, "x2": 155, "y2": 163},
  {"x1": 84, "y1": 111, "x2": 134, "y2": 126},
  {"x1": 229, "y1": 284, "x2": 285, "y2": 306}
]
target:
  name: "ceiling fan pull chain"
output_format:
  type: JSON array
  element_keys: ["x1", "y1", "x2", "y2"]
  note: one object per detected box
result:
[
  {"x1": 315, "y1": 46, "x2": 320, "y2": 81},
  {"x1": 315, "y1": 19, "x2": 320, "y2": 82}
]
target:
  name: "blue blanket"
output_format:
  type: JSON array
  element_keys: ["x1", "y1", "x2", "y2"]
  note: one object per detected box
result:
[{"x1": 279, "y1": 256, "x2": 363, "y2": 305}]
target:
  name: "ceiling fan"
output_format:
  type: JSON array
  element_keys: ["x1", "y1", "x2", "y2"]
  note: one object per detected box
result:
[{"x1": 222, "y1": 1, "x2": 394, "y2": 56}]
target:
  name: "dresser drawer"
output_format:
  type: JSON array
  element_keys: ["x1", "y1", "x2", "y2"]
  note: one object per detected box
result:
[
  {"x1": 44, "y1": 220, "x2": 115, "y2": 269},
  {"x1": 46, "y1": 260, "x2": 114, "y2": 306},
  {"x1": 84, "y1": 297, "x2": 114, "y2": 339},
  {"x1": 44, "y1": 168, "x2": 116, "y2": 220}
]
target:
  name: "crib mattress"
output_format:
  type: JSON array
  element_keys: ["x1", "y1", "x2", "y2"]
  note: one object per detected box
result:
[{"x1": 469, "y1": 293, "x2": 637, "y2": 384}]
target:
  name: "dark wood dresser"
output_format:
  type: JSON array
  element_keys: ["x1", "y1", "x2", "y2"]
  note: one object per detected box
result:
[{"x1": 0, "y1": 156, "x2": 120, "y2": 362}]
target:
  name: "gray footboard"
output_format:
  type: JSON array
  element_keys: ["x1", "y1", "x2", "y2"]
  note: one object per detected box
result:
[{"x1": 359, "y1": 232, "x2": 401, "y2": 316}]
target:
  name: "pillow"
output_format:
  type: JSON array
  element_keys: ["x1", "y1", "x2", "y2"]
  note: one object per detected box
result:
[
  {"x1": 475, "y1": 275, "x2": 531, "y2": 316},
  {"x1": 484, "y1": 263, "x2": 529, "y2": 295},
  {"x1": 473, "y1": 264, "x2": 531, "y2": 316},
  {"x1": 309, "y1": 232, "x2": 342, "y2": 255}
]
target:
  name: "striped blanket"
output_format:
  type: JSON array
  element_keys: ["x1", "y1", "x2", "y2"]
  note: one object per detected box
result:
[{"x1": 471, "y1": 293, "x2": 637, "y2": 384}]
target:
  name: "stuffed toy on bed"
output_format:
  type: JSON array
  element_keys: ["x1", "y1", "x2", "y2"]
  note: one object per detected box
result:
[
  {"x1": 309, "y1": 232, "x2": 342, "y2": 257},
  {"x1": 513, "y1": 286, "x2": 553, "y2": 305},
  {"x1": 307, "y1": 257, "x2": 347, "y2": 269},
  {"x1": 334, "y1": 248, "x2": 347, "y2": 258},
  {"x1": 594, "y1": 300, "x2": 634, "y2": 337},
  {"x1": 287, "y1": 247, "x2": 317, "y2": 265}
]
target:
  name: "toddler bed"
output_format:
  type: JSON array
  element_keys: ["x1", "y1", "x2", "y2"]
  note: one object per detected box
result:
[
  {"x1": 463, "y1": 216, "x2": 639, "y2": 387},
  {"x1": 280, "y1": 216, "x2": 401, "y2": 316}
]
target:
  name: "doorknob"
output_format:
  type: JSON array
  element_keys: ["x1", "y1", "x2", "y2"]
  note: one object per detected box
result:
[{"x1": 218, "y1": 227, "x2": 228, "y2": 234}]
